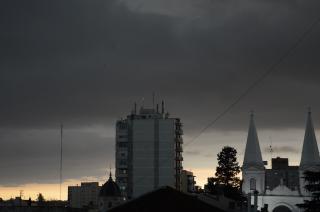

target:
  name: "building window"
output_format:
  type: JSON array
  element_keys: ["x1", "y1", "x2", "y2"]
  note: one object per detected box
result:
[
  {"x1": 250, "y1": 178, "x2": 256, "y2": 190},
  {"x1": 108, "y1": 202, "x2": 112, "y2": 208},
  {"x1": 117, "y1": 122, "x2": 128, "y2": 129},
  {"x1": 120, "y1": 160, "x2": 127, "y2": 166},
  {"x1": 118, "y1": 142, "x2": 128, "y2": 148},
  {"x1": 120, "y1": 168, "x2": 127, "y2": 174},
  {"x1": 117, "y1": 177, "x2": 127, "y2": 183}
]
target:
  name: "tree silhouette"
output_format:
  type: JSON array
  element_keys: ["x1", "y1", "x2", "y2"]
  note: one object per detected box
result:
[
  {"x1": 206, "y1": 146, "x2": 242, "y2": 200},
  {"x1": 37, "y1": 193, "x2": 45, "y2": 206},
  {"x1": 215, "y1": 146, "x2": 241, "y2": 188},
  {"x1": 297, "y1": 171, "x2": 320, "y2": 211}
]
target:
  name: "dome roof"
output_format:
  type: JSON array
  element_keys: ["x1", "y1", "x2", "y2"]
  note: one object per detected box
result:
[{"x1": 99, "y1": 173, "x2": 121, "y2": 197}]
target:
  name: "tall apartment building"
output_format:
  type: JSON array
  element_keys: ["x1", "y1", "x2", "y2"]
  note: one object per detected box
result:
[{"x1": 115, "y1": 101, "x2": 183, "y2": 198}]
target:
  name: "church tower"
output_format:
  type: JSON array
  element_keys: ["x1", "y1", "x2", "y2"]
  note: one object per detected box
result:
[
  {"x1": 99, "y1": 171, "x2": 124, "y2": 212},
  {"x1": 242, "y1": 112, "x2": 265, "y2": 194},
  {"x1": 299, "y1": 109, "x2": 320, "y2": 195}
]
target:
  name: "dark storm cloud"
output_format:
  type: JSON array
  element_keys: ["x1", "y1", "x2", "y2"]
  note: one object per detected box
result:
[
  {"x1": 1, "y1": 0, "x2": 320, "y2": 131},
  {"x1": 1, "y1": 0, "x2": 320, "y2": 186},
  {"x1": 0, "y1": 127, "x2": 114, "y2": 185}
]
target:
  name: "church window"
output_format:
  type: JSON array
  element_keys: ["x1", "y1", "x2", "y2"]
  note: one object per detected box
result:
[{"x1": 250, "y1": 178, "x2": 256, "y2": 190}]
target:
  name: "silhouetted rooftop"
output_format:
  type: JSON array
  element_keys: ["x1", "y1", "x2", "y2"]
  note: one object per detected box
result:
[
  {"x1": 99, "y1": 174, "x2": 121, "y2": 197},
  {"x1": 109, "y1": 186, "x2": 227, "y2": 212}
]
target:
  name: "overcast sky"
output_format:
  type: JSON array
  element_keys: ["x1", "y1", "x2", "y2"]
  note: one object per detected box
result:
[{"x1": 1, "y1": 0, "x2": 320, "y2": 199}]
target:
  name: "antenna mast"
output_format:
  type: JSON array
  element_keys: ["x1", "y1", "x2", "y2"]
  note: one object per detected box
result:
[
  {"x1": 269, "y1": 136, "x2": 273, "y2": 166},
  {"x1": 59, "y1": 123, "x2": 63, "y2": 201}
]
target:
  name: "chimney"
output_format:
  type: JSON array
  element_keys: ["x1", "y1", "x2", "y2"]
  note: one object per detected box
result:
[{"x1": 161, "y1": 100, "x2": 165, "y2": 114}]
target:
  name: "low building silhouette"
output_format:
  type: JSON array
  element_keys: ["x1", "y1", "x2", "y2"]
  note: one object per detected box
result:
[
  {"x1": 181, "y1": 170, "x2": 196, "y2": 193},
  {"x1": 68, "y1": 182, "x2": 100, "y2": 208}
]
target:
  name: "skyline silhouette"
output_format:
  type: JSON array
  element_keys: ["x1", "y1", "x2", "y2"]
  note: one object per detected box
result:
[{"x1": 1, "y1": 0, "x2": 320, "y2": 201}]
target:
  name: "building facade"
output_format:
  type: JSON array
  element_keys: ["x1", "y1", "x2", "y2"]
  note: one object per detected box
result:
[
  {"x1": 242, "y1": 111, "x2": 320, "y2": 212},
  {"x1": 68, "y1": 182, "x2": 100, "y2": 208},
  {"x1": 181, "y1": 170, "x2": 196, "y2": 193},
  {"x1": 115, "y1": 101, "x2": 183, "y2": 198}
]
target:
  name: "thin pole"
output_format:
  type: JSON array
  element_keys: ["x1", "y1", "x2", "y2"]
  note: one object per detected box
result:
[
  {"x1": 269, "y1": 136, "x2": 273, "y2": 164},
  {"x1": 152, "y1": 92, "x2": 155, "y2": 109},
  {"x1": 60, "y1": 123, "x2": 63, "y2": 201}
]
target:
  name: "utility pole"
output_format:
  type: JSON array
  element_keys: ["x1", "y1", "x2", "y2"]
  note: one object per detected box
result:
[
  {"x1": 19, "y1": 190, "x2": 24, "y2": 199},
  {"x1": 19, "y1": 190, "x2": 24, "y2": 207},
  {"x1": 247, "y1": 192, "x2": 251, "y2": 212},
  {"x1": 253, "y1": 190, "x2": 258, "y2": 212}
]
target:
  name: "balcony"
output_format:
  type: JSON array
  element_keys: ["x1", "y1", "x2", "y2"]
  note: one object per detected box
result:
[
  {"x1": 175, "y1": 121, "x2": 183, "y2": 127},
  {"x1": 175, "y1": 137, "x2": 183, "y2": 144},
  {"x1": 175, "y1": 155, "x2": 183, "y2": 161},
  {"x1": 176, "y1": 146, "x2": 183, "y2": 152},
  {"x1": 175, "y1": 129, "x2": 183, "y2": 135},
  {"x1": 175, "y1": 164, "x2": 183, "y2": 170}
]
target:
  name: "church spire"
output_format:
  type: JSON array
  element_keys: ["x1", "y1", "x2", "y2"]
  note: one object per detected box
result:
[
  {"x1": 243, "y1": 111, "x2": 264, "y2": 170},
  {"x1": 300, "y1": 109, "x2": 320, "y2": 169},
  {"x1": 108, "y1": 164, "x2": 113, "y2": 180}
]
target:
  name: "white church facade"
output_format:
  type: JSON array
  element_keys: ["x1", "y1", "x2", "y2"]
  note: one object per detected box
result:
[{"x1": 242, "y1": 110, "x2": 320, "y2": 212}]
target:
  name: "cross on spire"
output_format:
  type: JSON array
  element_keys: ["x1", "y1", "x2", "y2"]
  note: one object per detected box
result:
[
  {"x1": 250, "y1": 110, "x2": 255, "y2": 117},
  {"x1": 308, "y1": 106, "x2": 311, "y2": 114},
  {"x1": 109, "y1": 164, "x2": 112, "y2": 180}
]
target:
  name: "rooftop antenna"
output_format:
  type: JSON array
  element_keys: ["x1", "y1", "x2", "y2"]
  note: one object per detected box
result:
[
  {"x1": 161, "y1": 100, "x2": 165, "y2": 114},
  {"x1": 152, "y1": 92, "x2": 155, "y2": 110},
  {"x1": 269, "y1": 136, "x2": 273, "y2": 167},
  {"x1": 59, "y1": 123, "x2": 63, "y2": 201}
]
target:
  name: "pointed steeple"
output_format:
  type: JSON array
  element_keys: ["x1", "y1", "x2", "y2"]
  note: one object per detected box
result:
[
  {"x1": 300, "y1": 109, "x2": 320, "y2": 169},
  {"x1": 108, "y1": 166, "x2": 113, "y2": 180},
  {"x1": 100, "y1": 169, "x2": 121, "y2": 198},
  {"x1": 243, "y1": 112, "x2": 264, "y2": 170}
]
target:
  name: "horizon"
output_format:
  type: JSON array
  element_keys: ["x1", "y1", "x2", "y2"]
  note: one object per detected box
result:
[{"x1": 0, "y1": 120, "x2": 314, "y2": 200}]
